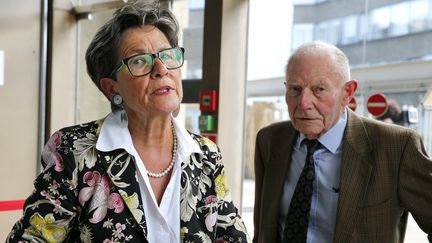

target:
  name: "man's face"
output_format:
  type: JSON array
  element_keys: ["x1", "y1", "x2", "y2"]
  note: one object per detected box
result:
[{"x1": 285, "y1": 53, "x2": 356, "y2": 139}]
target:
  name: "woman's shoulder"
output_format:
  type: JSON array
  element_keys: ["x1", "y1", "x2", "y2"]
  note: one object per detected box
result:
[
  {"x1": 189, "y1": 132, "x2": 219, "y2": 153},
  {"x1": 56, "y1": 118, "x2": 105, "y2": 138}
]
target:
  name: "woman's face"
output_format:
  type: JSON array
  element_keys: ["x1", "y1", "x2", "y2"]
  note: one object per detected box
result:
[{"x1": 112, "y1": 25, "x2": 183, "y2": 118}]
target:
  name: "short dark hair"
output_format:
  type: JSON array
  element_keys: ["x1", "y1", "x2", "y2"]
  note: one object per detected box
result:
[{"x1": 85, "y1": 0, "x2": 180, "y2": 96}]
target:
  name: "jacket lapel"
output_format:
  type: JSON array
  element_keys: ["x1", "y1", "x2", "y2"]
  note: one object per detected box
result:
[
  {"x1": 334, "y1": 110, "x2": 373, "y2": 243},
  {"x1": 179, "y1": 152, "x2": 203, "y2": 224},
  {"x1": 262, "y1": 122, "x2": 298, "y2": 240},
  {"x1": 99, "y1": 149, "x2": 148, "y2": 237}
]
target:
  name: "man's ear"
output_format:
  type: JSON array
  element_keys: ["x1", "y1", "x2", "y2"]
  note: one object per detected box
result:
[
  {"x1": 343, "y1": 79, "x2": 358, "y2": 105},
  {"x1": 99, "y1": 78, "x2": 116, "y2": 99}
]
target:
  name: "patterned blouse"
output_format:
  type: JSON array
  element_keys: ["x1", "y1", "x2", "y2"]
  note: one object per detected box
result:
[{"x1": 7, "y1": 116, "x2": 251, "y2": 243}]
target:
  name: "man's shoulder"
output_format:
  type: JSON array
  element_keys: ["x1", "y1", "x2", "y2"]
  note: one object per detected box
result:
[
  {"x1": 260, "y1": 120, "x2": 292, "y2": 131},
  {"x1": 257, "y1": 120, "x2": 294, "y2": 138},
  {"x1": 348, "y1": 111, "x2": 417, "y2": 141}
]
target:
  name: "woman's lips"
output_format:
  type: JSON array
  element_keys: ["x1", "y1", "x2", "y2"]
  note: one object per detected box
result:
[{"x1": 152, "y1": 86, "x2": 173, "y2": 95}]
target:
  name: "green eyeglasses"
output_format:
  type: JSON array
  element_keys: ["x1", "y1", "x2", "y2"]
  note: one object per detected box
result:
[{"x1": 110, "y1": 47, "x2": 185, "y2": 78}]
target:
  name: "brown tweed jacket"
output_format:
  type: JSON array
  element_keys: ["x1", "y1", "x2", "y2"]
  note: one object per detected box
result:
[{"x1": 253, "y1": 109, "x2": 432, "y2": 243}]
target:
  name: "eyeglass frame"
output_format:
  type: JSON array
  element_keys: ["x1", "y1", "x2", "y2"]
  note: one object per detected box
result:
[{"x1": 109, "y1": 47, "x2": 185, "y2": 79}]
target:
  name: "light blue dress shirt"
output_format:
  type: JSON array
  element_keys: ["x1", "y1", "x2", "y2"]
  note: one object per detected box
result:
[{"x1": 278, "y1": 111, "x2": 347, "y2": 243}]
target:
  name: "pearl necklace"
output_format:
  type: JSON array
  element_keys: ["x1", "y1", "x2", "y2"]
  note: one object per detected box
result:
[{"x1": 146, "y1": 123, "x2": 177, "y2": 178}]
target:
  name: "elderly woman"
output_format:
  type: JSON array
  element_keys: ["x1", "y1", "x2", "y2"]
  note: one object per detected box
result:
[{"x1": 7, "y1": 1, "x2": 250, "y2": 242}]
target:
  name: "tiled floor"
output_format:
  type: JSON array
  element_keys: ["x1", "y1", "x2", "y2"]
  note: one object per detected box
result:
[{"x1": 241, "y1": 179, "x2": 428, "y2": 242}]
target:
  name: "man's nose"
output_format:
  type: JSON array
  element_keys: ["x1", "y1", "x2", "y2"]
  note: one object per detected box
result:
[{"x1": 298, "y1": 89, "x2": 314, "y2": 110}]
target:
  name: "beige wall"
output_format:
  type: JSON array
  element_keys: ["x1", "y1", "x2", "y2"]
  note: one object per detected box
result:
[
  {"x1": 0, "y1": 0, "x2": 41, "y2": 238},
  {"x1": 49, "y1": 7, "x2": 78, "y2": 133},
  {"x1": 76, "y1": 11, "x2": 112, "y2": 124}
]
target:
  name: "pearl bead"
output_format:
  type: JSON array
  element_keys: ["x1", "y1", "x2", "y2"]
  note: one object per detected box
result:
[{"x1": 147, "y1": 123, "x2": 177, "y2": 178}]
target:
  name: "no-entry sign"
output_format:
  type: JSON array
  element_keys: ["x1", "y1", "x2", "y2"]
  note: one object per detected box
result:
[
  {"x1": 367, "y1": 93, "x2": 388, "y2": 117},
  {"x1": 348, "y1": 96, "x2": 357, "y2": 111}
]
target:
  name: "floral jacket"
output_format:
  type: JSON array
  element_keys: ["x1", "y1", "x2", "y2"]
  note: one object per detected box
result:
[{"x1": 7, "y1": 118, "x2": 251, "y2": 243}]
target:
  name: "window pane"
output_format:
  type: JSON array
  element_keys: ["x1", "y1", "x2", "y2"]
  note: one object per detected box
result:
[
  {"x1": 389, "y1": 2, "x2": 409, "y2": 36},
  {"x1": 369, "y1": 6, "x2": 391, "y2": 40},
  {"x1": 294, "y1": 0, "x2": 316, "y2": 5},
  {"x1": 172, "y1": 0, "x2": 205, "y2": 80},
  {"x1": 314, "y1": 21, "x2": 327, "y2": 41},
  {"x1": 315, "y1": 20, "x2": 340, "y2": 44},
  {"x1": 292, "y1": 24, "x2": 314, "y2": 49},
  {"x1": 247, "y1": 0, "x2": 292, "y2": 80},
  {"x1": 189, "y1": 0, "x2": 204, "y2": 10},
  {"x1": 327, "y1": 19, "x2": 341, "y2": 44},
  {"x1": 410, "y1": 0, "x2": 429, "y2": 32},
  {"x1": 341, "y1": 15, "x2": 358, "y2": 45},
  {"x1": 429, "y1": 0, "x2": 432, "y2": 28}
]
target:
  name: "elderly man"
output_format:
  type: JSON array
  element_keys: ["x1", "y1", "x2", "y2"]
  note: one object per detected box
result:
[{"x1": 253, "y1": 41, "x2": 432, "y2": 243}]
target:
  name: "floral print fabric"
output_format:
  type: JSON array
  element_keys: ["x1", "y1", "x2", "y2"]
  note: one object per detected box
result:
[{"x1": 7, "y1": 118, "x2": 251, "y2": 243}]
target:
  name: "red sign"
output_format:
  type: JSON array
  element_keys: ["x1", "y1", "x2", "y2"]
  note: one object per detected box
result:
[
  {"x1": 348, "y1": 96, "x2": 357, "y2": 111},
  {"x1": 367, "y1": 93, "x2": 388, "y2": 117},
  {"x1": 199, "y1": 90, "x2": 218, "y2": 112},
  {"x1": 201, "y1": 133, "x2": 217, "y2": 143}
]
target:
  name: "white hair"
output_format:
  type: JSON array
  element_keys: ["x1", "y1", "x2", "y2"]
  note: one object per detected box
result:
[{"x1": 286, "y1": 41, "x2": 351, "y2": 82}]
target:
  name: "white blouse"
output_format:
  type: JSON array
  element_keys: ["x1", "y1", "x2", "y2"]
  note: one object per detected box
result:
[{"x1": 96, "y1": 111, "x2": 202, "y2": 243}]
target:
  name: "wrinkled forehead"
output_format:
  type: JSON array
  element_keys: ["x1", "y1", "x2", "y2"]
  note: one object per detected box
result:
[{"x1": 287, "y1": 53, "x2": 334, "y2": 75}]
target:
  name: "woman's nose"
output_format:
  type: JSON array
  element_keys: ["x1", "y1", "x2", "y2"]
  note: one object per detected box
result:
[{"x1": 150, "y1": 58, "x2": 169, "y2": 79}]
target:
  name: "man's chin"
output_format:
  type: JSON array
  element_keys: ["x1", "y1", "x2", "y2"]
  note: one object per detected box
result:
[{"x1": 297, "y1": 127, "x2": 322, "y2": 139}]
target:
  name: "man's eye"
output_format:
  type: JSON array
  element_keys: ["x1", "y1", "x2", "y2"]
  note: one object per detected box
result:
[
  {"x1": 287, "y1": 86, "x2": 301, "y2": 96},
  {"x1": 313, "y1": 86, "x2": 328, "y2": 97}
]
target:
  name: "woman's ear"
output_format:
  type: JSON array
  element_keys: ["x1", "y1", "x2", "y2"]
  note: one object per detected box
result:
[{"x1": 99, "y1": 78, "x2": 116, "y2": 99}]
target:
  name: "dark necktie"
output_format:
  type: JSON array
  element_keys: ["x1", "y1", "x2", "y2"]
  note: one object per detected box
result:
[{"x1": 282, "y1": 139, "x2": 320, "y2": 243}]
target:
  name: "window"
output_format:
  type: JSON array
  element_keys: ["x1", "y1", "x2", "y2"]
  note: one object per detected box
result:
[
  {"x1": 341, "y1": 15, "x2": 359, "y2": 45},
  {"x1": 294, "y1": 0, "x2": 318, "y2": 5},
  {"x1": 294, "y1": 0, "x2": 328, "y2": 5},
  {"x1": 389, "y1": 2, "x2": 409, "y2": 36},
  {"x1": 172, "y1": 0, "x2": 205, "y2": 79},
  {"x1": 429, "y1": 0, "x2": 432, "y2": 28},
  {"x1": 410, "y1": 0, "x2": 429, "y2": 32},
  {"x1": 292, "y1": 24, "x2": 314, "y2": 49},
  {"x1": 189, "y1": 0, "x2": 204, "y2": 10},
  {"x1": 247, "y1": 0, "x2": 292, "y2": 80},
  {"x1": 359, "y1": 13, "x2": 368, "y2": 40},
  {"x1": 314, "y1": 19, "x2": 340, "y2": 45},
  {"x1": 369, "y1": 6, "x2": 391, "y2": 40}
]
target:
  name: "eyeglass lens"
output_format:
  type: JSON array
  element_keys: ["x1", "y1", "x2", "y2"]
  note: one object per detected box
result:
[{"x1": 127, "y1": 47, "x2": 184, "y2": 76}]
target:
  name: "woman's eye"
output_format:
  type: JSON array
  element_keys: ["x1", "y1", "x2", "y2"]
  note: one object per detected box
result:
[
  {"x1": 130, "y1": 55, "x2": 152, "y2": 66},
  {"x1": 132, "y1": 58, "x2": 145, "y2": 65}
]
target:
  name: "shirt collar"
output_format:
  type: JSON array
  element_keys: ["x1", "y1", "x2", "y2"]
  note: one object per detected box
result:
[
  {"x1": 297, "y1": 110, "x2": 347, "y2": 154},
  {"x1": 96, "y1": 111, "x2": 202, "y2": 158}
]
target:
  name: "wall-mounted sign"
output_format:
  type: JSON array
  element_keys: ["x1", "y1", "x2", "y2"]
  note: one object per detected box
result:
[
  {"x1": 201, "y1": 133, "x2": 217, "y2": 143},
  {"x1": 199, "y1": 90, "x2": 217, "y2": 112},
  {"x1": 199, "y1": 115, "x2": 216, "y2": 132}
]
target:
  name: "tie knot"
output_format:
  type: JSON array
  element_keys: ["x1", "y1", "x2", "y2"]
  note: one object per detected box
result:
[{"x1": 304, "y1": 139, "x2": 319, "y2": 153}]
